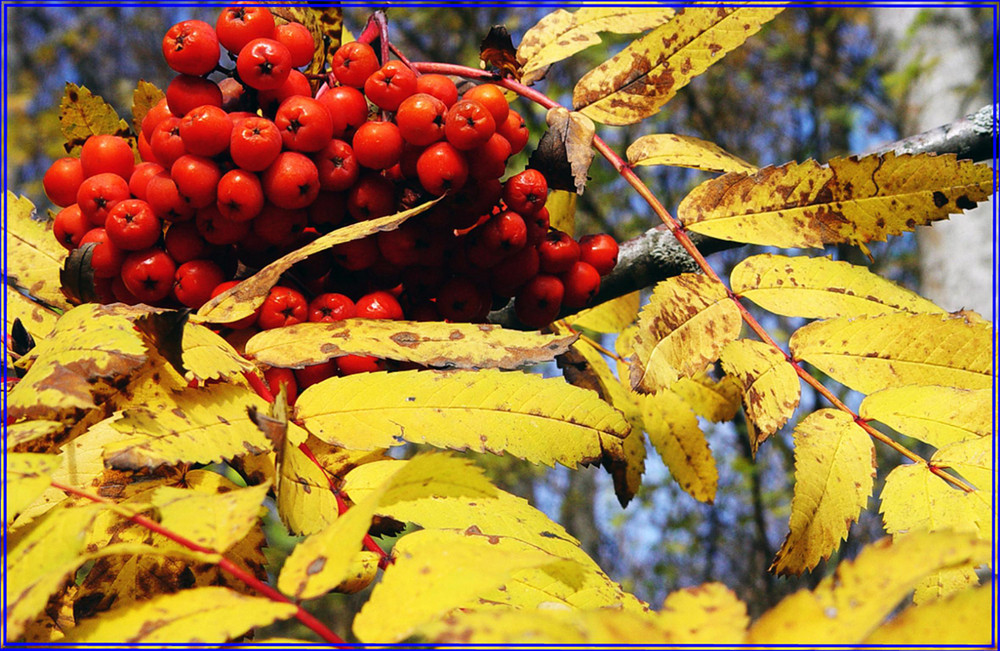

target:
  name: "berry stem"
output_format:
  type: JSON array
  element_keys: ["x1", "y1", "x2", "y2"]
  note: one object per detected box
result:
[
  {"x1": 409, "y1": 61, "x2": 973, "y2": 494},
  {"x1": 50, "y1": 480, "x2": 347, "y2": 645}
]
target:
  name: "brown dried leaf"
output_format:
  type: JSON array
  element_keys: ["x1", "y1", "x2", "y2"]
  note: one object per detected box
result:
[
  {"x1": 529, "y1": 107, "x2": 596, "y2": 194},
  {"x1": 480, "y1": 24, "x2": 520, "y2": 78}
]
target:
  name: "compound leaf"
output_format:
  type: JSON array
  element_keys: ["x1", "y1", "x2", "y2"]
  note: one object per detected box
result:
[
  {"x1": 296, "y1": 368, "x2": 630, "y2": 469},
  {"x1": 731, "y1": 254, "x2": 944, "y2": 319},
  {"x1": 629, "y1": 273, "x2": 742, "y2": 394},
  {"x1": 860, "y1": 386, "x2": 991, "y2": 448},
  {"x1": 720, "y1": 339, "x2": 800, "y2": 453},
  {"x1": 678, "y1": 153, "x2": 993, "y2": 249},
  {"x1": 573, "y1": 6, "x2": 783, "y2": 125},
  {"x1": 790, "y1": 313, "x2": 993, "y2": 395},
  {"x1": 771, "y1": 410, "x2": 874, "y2": 575}
]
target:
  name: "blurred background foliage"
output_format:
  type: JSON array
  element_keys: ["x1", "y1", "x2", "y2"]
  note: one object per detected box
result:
[{"x1": 5, "y1": 4, "x2": 993, "y2": 642}]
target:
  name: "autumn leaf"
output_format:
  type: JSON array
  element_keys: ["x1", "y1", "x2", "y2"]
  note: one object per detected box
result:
[
  {"x1": 790, "y1": 312, "x2": 993, "y2": 395},
  {"x1": 245, "y1": 319, "x2": 576, "y2": 370},
  {"x1": 640, "y1": 390, "x2": 717, "y2": 503},
  {"x1": 678, "y1": 153, "x2": 994, "y2": 250},
  {"x1": 296, "y1": 368, "x2": 630, "y2": 469},
  {"x1": 181, "y1": 322, "x2": 255, "y2": 382},
  {"x1": 670, "y1": 371, "x2": 741, "y2": 423},
  {"x1": 517, "y1": 7, "x2": 675, "y2": 85},
  {"x1": 271, "y1": 6, "x2": 342, "y2": 82},
  {"x1": 657, "y1": 583, "x2": 748, "y2": 644},
  {"x1": 529, "y1": 108, "x2": 595, "y2": 194},
  {"x1": 4, "y1": 420, "x2": 64, "y2": 453},
  {"x1": 194, "y1": 200, "x2": 436, "y2": 325},
  {"x1": 545, "y1": 188, "x2": 577, "y2": 235},
  {"x1": 59, "y1": 82, "x2": 132, "y2": 154},
  {"x1": 860, "y1": 386, "x2": 991, "y2": 448},
  {"x1": 567, "y1": 291, "x2": 640, "y2": 333},
  {"x1": 627, "y1": 133, "x2": 756, "y2": 174},
  {"x1": 5, "y1": 453, "x2": 62, "y2": 524},
  {"x1": 573, "y1": 7, "x2": 783, "y2": 125},
  {"x1": 3, "y1": 192, "x2": 70, "y2": 310},
  {"x1": 746, "y1": 531, "x2": 990, "y2": 644},
  {"x1": 720, "y1": 339, "x2": 800, "y2": 452},
  {"x1": 131, "y1": 80, "x2": 164, "y2": 134},
  {"x1": 933, "y1": 436, "x2": 993, "y2": 493},
  {"x1": 628, "y1": 273, "x2": 742, "y2": 394},
  {"x1": 771, "y1": 410, "x2": 874, "y2": 575},
  {"x1": 6, "y1": 286, "x2": 59, "y2": 351},
  {"x1": 151, "y1": 482, "x2": 270, "y2": 553},
  {"x1": 416, "y1": 608, "x2": 666, "y2": 644},
  {"x1": 62, "y1": 587, "x2": 297, "y2": 643},
  {"x1": 353, "y1": 527, "x2": 577, "y2": 643},
  {"x1": 731, "y1": 254, "x2": 945, "y2": 319},
  {"x1": 863, "y1": 582, "x2": 993, "y2": 645}
]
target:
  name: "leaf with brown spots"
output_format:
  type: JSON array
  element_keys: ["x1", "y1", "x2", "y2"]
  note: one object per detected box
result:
[
  {"x1": 860, "y1": 386, "x2": 991, "y2": 449},
  {"x1": 790, "y1": 312, "x2": 993, "y2": 395},
  {"x1": 640, "y1": 389, "x2": 717, "y2": 503},
  {"x1": 628, "y1": 273, "x2": 742, "y2": 394},
  {"x1": 3, "y1": 193, "x2": 71, "y2": 310},
  {"x1": 59, "y1": 83, "x2": 133, "y2": 155},
  {"x1": 62, "y1": 586, "x2": 297, "y2": 644},
  {"x1": 102, "y1": 383, "x2": 271, "y2": 470},
  {"x1": 279, "y1": 454, "x2": 497, "y2": 600},
  {"x1": 131, "y1": 80, "x2": 164, "y2": 134},
  {"x1": 627, "y1": 133, "x2": 756, "y2": 174},
  {"x1": 656, "y1": 583, "x2": 748, "y2": 644},
  {"x1": 5, "y1": 287, "x2": 59, "y2": 371},
  {"x1": 771, "y1": 410, "x2": 874, "y2": 576},
  {"x1": 151, "y1": 480, "x2": 270, "y2": 554},
  {"x1": 194, "y1": 199, "x2": 437, "y2": 325},
  {"x1": 573, "y1": 7, "x2": 783, "y2": 125},
  {"x1": 731, "y1": 254, "x2": 945, "y2": 319},
  {"x1": 181, "y1": 322, "x2": 255, "y2": 382},
  {"x1": 271, "y1": 6, "x2": 342, "y2": 84},
  {"x1": 567, "y1": 290, "x2": 640, "y2": 334},
  {"x1": 353, "y1": 527, "x2": 578, "y2": 643},
  {"x1": 670, "y1": 370, "x2": 741, "y2": 423},
  {"x1": 5, "y1": 453, "x2": 62, "y2": 525},
  {"x1": 296, "y1": 368, "x2": 630, "y2": 470},
  {"x1": 529, "y1": 108, "x2": 595, "y2": 194},
  {"x1": 517, "y1": 7, "x2": 676, "y2": 85},
  {"x1": 678, "y1": 153, "x2": 994, "y2": 249},
  {"x1": 747, "y1": 531, "x2": 990, "y2": 644},
  {"x1": 720, "y1": 339, "x2": 800, "y2": 453},
  {"x1": 246, "y1": 318, "x2": 576, "y2": 370}
]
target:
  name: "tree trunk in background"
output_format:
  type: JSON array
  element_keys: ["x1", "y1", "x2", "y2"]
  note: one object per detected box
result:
[{"x1": 872, "y1": 7, "x2": 994, "y2": 319}]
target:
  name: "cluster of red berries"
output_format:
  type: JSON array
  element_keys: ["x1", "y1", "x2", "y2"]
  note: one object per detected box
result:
[{"x1": 44, "y1": 6, "x2": 619, "y2": 394}]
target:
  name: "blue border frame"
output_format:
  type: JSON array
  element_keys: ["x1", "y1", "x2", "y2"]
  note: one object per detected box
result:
[{"x1": 2, "y1": 1, "x2": 997, "y2": 650}]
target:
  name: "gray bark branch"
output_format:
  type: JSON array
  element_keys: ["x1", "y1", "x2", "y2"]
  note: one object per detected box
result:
[{"x1": 488, "y1": 105, "x2": 996, "y2": 329}]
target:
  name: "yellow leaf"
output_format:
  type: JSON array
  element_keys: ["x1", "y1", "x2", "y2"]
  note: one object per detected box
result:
[
  {"x1": 103, "y1": 383, "x2": 271, "y2": 470},
  {"x1": 627, "y1": 133, "x2": 756, "y2": 174},
  {"x1": 933, "y1": 436, "x2": 992, "y2": 493},
  {"x1": 276, "y1": 430, "x2": 387, "y2": 535},
  {"x1": 59, "y1": 83, "x2": 132, "y2": 154},
  {"x1": 573, "y1": 7, "x2": 783, "y2": 125},
  {"x1": 271, "y1": 7, "x2": 342, "y2": 82},
  {"x1": 246, "y1": 319, "x2": 576, "y2": 370},
  {"x1": 353, "y1": 527, "x2": 574, "y2": 643},
  {"x1": 567, "y1": 291, "x2": 640, "y2": 333},
  {"x1": 278, "y1": 454, "x2": 496, "y2": 600},
  {"x1": 670, "y1": 371, "x2": 741, "y2": 423},
  {"x1": 7, "y1": 304, "x2": 149, "y2": 424},
  {"x1": 5, "y1": 453, "x2": 62, "y2": 524},
  {"x1": 731, "y1": 254, "x2": 945, "y2": 319},
  {"x1": 417, "y1": 608, "x2": 666, "y2": 644},
  {"x1": 131, "y1": 80, "x2": 164, "y2": 134},
  {"x1": 181, "y1": 322, "x2": 255, "y2": 382},
  {"x1": 63, "y1": 587, "x2": 297, "y2": 643},
  {"x1": 746, "y1": 531, "x2": 990, "y2": 644},
  {"x1": 640, "y1": 390, "x2": 717, "y2": 502},
  {"x1": 151, "y1": 482, "x2": 270, "y2": 553},
  {"x1": 296, "y1": 368, "x2": 630, "y2": 469},
  {"x1": 790, "y1": 313, "x2": 993, "y2": 395},
  {"x1": 6, "y1": 286, "x2": 59, "y2": 345},
  {"x1": 771, "y1": 410, "x2": 875, "y2": 575},
  {"x1": 195, "y1": 200, "x2": 436, "y2": 324},
  {"x1": 5, "y1": 419, "x2": 64, "y2": 452},
  {"x1": 860, "y1": 386, "x2": 991, "y2": 448},
  {"x1": 678, "y1": 153, "x2": 994, "y2": 248},
  {"x1": 657, "y1": 583, "x2": 748, "y2": 644},
  {"x1": 517, "y1": 7, "x2": 676, "y2": 85},
  {"x1": 629, "y1": 273, "x2": 742, "y2": 393},
  {"x1": 545, "y1": 188, "x2": 577, "y2": 235},
  {"x1": 719, "y1": 339, "x2": 800, "y2": 452},
  {"x1": 863, "y1": 582, "x2": 993, "y2": 645},
  {"x1": 3, "y1": 193, "x2": 70, "y2": 309}
]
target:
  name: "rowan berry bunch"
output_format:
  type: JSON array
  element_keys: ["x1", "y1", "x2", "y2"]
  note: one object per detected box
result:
[{"x1": 45, "y1": 5, "x2": 620, "y2": 391}]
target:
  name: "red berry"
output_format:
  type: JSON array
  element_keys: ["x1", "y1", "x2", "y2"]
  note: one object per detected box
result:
[
  {"x1": 332, "y1": 235, "x2": 379, "y2": 271},
  {"x1": 166, "y1": 74, "x2": 223, "y2": 116},
  {"x1": 52, "y1": 204, "x2": 90, "y2": 250},
  {"x1": 217, "y1": 168, "x2": 265, "y2": 221},
  {"x1": 356, "y1": 290, "x2": 404, "y2": 320},
  {"x1": 436, "y1": 277, "x2": 491, "y2": 322},
  {"x1": 141, "y1": 98, "x2": 173, "y2": 141},
  {"x1": 336, "y1": 355, "x2": 386, "y2": 375},
  {"x1": 171, "y1": 154, "x2": 221, "y2": 208},
  {"x1": 237, "y1": 38, "x2": 292, "y2": 91},
  {"x1": 165, "y1": 220, "x2": 211, "y2": 263},
  {"x1": 77, "y1": 172, "x2": 130, "y2": 226},
  {"x1": 444, "y1": 99, "x2": 496, "y2": 150},
  {"x1": 263, "y1": 366, "x2": 298, "y2": 404},
  {"x1": 43, "y1": 157, "x2": 85, "y2": 207},
  {"x1": 578, "y1": 233, "x2": 619, "y2": 276},
  {"x1": 416, "y1": 142, "x2": 468, "y2": 196},
  {"x1": 173, "y1": 259, "x2": 227, "y2": 308},
  {"x1": 537, "y1": 229, "x2": 580, "y2": 274},
  {"x1": 257, "y1": 69, "x2": 312, "y2": 114},
  {"x1": 308, "y1": 292, "x2": 356, "y2": 322},
  {"x1": 363, "y1": 60, "x2": 417, "y2": 112},
  {"x1": 275, "y1": 96, "x2": 334, "y2": 153},
  {"x1": 491, "y1": 244, "x2": 540, "y2": 297},
  {"x1": 150, "y1": 117, "x2": 187, "y2": 168},
  {"x1": 352, "y1": 121, "x2": 403, "y2": 170},
  {"x1": 128, "y1": 162, "x2": 165, "y2": 201},
  {"x1": 162, "y1": 19, "x2": 220, "y2": 76},
  {"x1": 515, "y1": 274, "x2": 564, "y2": 328},
  {"x1": 316, "y1": 85, "x2": 368, "y2": 138},
  {"x1": 258, "y1": 286, "x2": 308, "y2": 329},
  {"x1": 121, "y1": 247, "x2": 177, "y2": 304},
  {"x1": 331, "y1": 41, "x2": 380, "y2": 88},
  {"x1": 252, "y1": 203, "x2": 307, "y2": 247},
  {"x1": 560, "y1": 260, "x2": 601, "y2": 308},
  {"x1": 180, "y1": 105, "x2": 233, "y2": 157},
  {"x1": 468, "y1": 133, "x2": 511, "y2": 180},
  {"x1": 216, "y1": 6, "x2": 276, "y2": 54},
  {"x1": 314, "y1": 139, "x2": 359, "y2": 192},
  {"x1": 275, "y1": 22, "x2": 315, "y2": 68},
  {"x1": 230, "y1": 116, "x2": 282, "y2": 171},
  {"x1": 80, "y1": 135, "x2": 135, "y2": 180},
  {"x1": 105, "y1": 199, "x2": 162, "y2": 251},
  {"x1": 146, "y1": 172, "x2": 196, "y2": 223},
  {"x1": 479, "y1": 209, "x2": 526, "y2": 256},
  {"x1": 497, "y1": 110, "x2": 529, "y2": 154},
  {"x1": 415, "y1": 73, "x2": 459, "y2": 107},
  {"x1": 503, "y1": 169, "x2": 548, "y2": 215},
  {"x1": 294, "y1": 361, "x2": 339, "y2": 390},
  {"x1": 463, "y1": 83, "x2": 509, "y2": 127},
  {"x1": 396, "y1": 93, "x2": 447, "y2": 146},
  {"x1": 261, "y1": 151, "x2": 320, "y2": 210},
  {"x1": 347, "y1": 173, "x2": 396, "y2": 221}
]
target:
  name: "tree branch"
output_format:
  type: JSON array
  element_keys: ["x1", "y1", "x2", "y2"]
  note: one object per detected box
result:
[{"x1": 488, "y1": 104, "x2": 996, "y2": 329}]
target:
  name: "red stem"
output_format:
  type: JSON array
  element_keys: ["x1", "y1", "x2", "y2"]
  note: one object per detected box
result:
[
  {"x1": 50, "y1": 481, "x2": 346, "y2": 645},
  {"x1": 409, "y1": 61, "x2": 973, "y2": 493}
]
